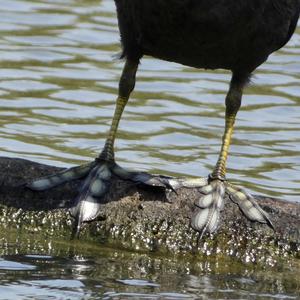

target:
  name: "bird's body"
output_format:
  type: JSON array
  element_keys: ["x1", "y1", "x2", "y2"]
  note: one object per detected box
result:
[
  {"x1": 115, "y1": 0, "x2": 300, "y2": 72},
  {"x1": 28, "y1": 0, "x2": 300, "y2": 237}
]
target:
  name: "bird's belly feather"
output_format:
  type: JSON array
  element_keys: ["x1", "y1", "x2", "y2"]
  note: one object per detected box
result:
[{"x1": 115, "y1": 0, "x2": 300, "y2": 72}]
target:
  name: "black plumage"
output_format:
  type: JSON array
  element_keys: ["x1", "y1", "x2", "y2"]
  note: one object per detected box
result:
[{"x1": 115, "y1": 0, "x2": 300, "y2": 73}]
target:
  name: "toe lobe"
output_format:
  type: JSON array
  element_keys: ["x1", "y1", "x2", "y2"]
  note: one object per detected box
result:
[
  {"x1": 191, "y1": 180, "x2": 225, "y2": 236},
  {"x1": 228, "y1": 185, "x2": 274, "y2": 229}
]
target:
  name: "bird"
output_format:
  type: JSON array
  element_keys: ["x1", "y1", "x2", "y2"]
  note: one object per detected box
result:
[{"x1": 27, "y1": 0, "x2": 300, "y2": 238}]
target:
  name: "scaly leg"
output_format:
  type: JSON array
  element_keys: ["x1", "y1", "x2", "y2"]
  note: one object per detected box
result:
[
  {"x1": 28, "y1": 59, "x2": 140, "y2": 236},
  {"x1": 191, "y1": 73, "x2": 273, "y2": 238},
  {"x1": 27, "y1": 59, "x2": 191, "y2": 237}
]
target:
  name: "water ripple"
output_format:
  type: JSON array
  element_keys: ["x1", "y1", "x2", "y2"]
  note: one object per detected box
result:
[{"x1": 0, "y1": 0, "x2": 299, "y2": 204}]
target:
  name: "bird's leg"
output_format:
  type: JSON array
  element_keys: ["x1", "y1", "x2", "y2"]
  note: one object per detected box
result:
[
  {"x1": 27, "y1": 59, "x2": 141, "y2": 237},
  {"x1": 98, "y1": 58, "x2": 139, "y2": 163},
  {"x1": 26, "y1": 59, "x2": 184, "y2": 236},
  {"x1": 191, "y1": 73, "x2": 273, "y2": 237},
  {"x1": 27, "y1": 59, "x2": 139, "y2": 190}
]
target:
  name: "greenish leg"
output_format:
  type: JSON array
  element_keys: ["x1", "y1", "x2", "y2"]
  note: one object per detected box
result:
[
  {"x1": 28, "y1": 64, "x2": 273, "y2": 239},
  {"x1": 69, "y1": 59, "x2": 139, "y2": 237},
  {"x1": 99, "y1": 59, "x2": 139, "y2": 162},
  {"x1": 27, "y1": 57, "x2": 187, "y2": 238},
  {"x1": 211, "y1": 113, "x2": 237, "y2": 181},
  {"x1": 27, "y1": 59, "x2": 139, "y2": 191},
  {"x1": 191, "y1": 73, "x2": 273, "y2": 236},
  {"x1": 211, "y1": 74, "x2": 244, "y2": 180}
]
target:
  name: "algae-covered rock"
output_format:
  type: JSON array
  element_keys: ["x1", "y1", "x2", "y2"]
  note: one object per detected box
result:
[{"x1": 0, "y1": 156, "x2": 299, "y2": 264}]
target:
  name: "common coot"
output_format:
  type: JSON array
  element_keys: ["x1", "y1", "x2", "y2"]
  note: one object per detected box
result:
[{"x1": 28, "y1": 0, "x2": 300, "y2": 238}]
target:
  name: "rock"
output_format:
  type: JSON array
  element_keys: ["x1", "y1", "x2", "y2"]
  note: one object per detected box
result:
[{"x1": 0, "y1": 156, "x2": 299, "y2": 264}]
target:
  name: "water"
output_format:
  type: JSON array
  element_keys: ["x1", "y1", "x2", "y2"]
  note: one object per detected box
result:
[
  {"x1": 0, "y1": 0, "x2": 299, "y2": 298},
  {"x1": 0, "y1": 0, "x2": 299, "y2": 202},
  {"x1": 0, "y1": 232, "x2": 299, "y2": 300}
]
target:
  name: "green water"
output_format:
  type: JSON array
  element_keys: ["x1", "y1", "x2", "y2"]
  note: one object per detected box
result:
[
  {"x1": 0, "y1": 0, "x2": 299, "y2": 298},
  {"x1": 0, "y1": 0, "x2": 299, "y2": 201},
  {"x1": 0, "y1": 231, "x2": 299, "y2": 299}
]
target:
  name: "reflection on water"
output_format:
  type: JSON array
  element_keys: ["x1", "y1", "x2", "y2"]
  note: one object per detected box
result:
[
  {"x1": 0, "y1": 233, "x2": 299, "y2": 300},
  {"x1": 0, "y1": 0, "x2": 299, "y2": 202}
]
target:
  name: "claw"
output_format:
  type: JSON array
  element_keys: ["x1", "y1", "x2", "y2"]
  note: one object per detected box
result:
[
  {"x1": 113, "y1": 164, "x2": 176, "y2": 191},
  {"x1": 131, "y1": 173, "x2": 173, "y2": 189},
  {"x1": 191, "y1": 180, "x2": 225, "y2": 238},
  {"x1": 226, "y1": 185, "x2": 274, "y2": 229},
  {"x1": 113, "y1": 164, "x2": 208, "y2": 195},
  {"x1": 131, "y1": 173, "x2": 166, "y2": 187},
  {"x1": 27, "y1": 162, "x2": 95, "y2": 191},
  {"x1": 70, "y1": 163, "x2": 111, "y2": 238}
]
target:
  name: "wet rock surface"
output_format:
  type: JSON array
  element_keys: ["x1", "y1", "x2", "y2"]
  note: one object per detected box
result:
[{"x1": 0, "y1": 156, "x2": 299, "y2": 263}]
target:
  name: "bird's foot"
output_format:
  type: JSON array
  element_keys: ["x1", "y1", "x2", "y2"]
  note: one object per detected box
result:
[
  {"x1": 27, "y1": 160, "x2": 110, "y2": 237},
  {"x1": 27, "y1": 159, "x2": 209, "y2": 237},
  {"x1": 191, "y1": 178, "x2": 274, "y2": 238}
]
